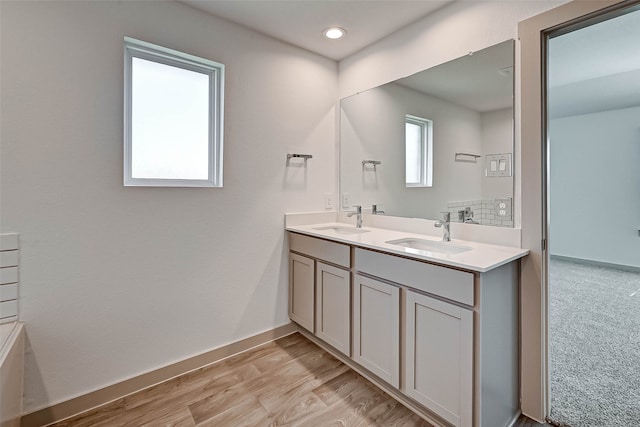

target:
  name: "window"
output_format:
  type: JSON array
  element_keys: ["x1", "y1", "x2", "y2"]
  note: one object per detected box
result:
[
  {"x1": 405, "y1": 115, "x2": 432, "y2": 187},
  {"x1": 124, "y1": 37, "x2": 224, "y2": 187}
]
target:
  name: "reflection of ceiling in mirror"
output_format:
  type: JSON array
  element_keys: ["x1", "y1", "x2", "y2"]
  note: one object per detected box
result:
[{"x1": 394, "y1": 40, "x2": 513, "y2": 113}]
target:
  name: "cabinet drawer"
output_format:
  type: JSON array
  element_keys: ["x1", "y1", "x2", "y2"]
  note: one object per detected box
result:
[
  {"x1": 289, "y1": 233, "x2": 350, "y2": 268},
  {"x1": 355, "y1": 248, "x2": 474, "y2": 306}
]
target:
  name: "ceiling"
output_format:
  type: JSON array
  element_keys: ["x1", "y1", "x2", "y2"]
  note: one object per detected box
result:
[
  {"x1": 179, "y1": 0, "x2": 454, "y2": 61},
  {"x1": 178, "y1": 1, "x2": 640, "y2": 117},
  {"x1": 548, "y1": 8, "x2": 640, "y2": 118}
]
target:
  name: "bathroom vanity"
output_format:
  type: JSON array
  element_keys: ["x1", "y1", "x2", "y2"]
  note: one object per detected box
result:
[{"x1": 286, "y1": 220, "x2": 528, "y2": 427}]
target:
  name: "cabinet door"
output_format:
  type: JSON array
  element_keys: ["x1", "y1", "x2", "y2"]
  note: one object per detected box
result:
[
  {"x1": 315, "y1": 262, "x2": 350, "y2": 356},
  {"x1": 405, "y1": 291, "x2": 473, "y2": 427},
  {"x1": 353, "y1": 274, "x2": 400, "y2": 387},
  {"x1": 289, "y1": 253, "x2": 314, "y2": 331}
]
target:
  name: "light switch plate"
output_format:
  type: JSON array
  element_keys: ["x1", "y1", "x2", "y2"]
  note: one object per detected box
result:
[
  {"x1": 342, "y1": 193, "x2": 350, "y2": 209},
  {"x1": 486, "y1": 153, "x2": 512, "y2": 177},
  {"x1": 324, "y1": 193, "x2": 333, "y2": 210}
]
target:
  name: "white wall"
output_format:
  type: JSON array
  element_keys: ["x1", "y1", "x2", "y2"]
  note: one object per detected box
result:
[
  {"x1": 549, "y1": 106, "x2": 640, "y2": 268},
  {"x1": 0, "y1": 0, "x2": 336, "y2": 413},
  {"x1": 341, "y1": 83, "x2": 483, "y2": 219}
]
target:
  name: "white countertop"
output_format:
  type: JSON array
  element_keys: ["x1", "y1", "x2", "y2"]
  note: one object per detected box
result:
[{"x1": 286, "y1": 222, "x2": 529, "y2": 273}]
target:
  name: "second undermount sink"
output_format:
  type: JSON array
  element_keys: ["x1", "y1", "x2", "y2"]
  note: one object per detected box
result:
[
  {"x1": 314, "y1": 226, "x2": 371, "y2": 235},
  {"x1": 386, "y1": 238, "x2": 471, "y2": 255}
]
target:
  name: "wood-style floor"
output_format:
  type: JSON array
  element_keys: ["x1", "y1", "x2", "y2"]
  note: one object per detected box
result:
[{"x1": 50, "y1": 332, "x2": 549, "y2": 426}]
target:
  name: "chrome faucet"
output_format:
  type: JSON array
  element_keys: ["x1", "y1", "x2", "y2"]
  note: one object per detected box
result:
[
  {"x1": 458, "y1": 207, "x2": 479, "y2": 224},
  {"x1": 434, "y1": 211, "x2": 451, "y2": 242},
  {"x1": 347, "y1": 205, "x2": 363, "y2": 228},
  {"x1": 372, "y1": 204, "x2": 385, "y2": 215}
]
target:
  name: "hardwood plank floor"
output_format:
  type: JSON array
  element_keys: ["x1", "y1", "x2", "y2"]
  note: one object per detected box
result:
[{"x1": 49, "y1": 332, "x2": 549, "y2": 426}]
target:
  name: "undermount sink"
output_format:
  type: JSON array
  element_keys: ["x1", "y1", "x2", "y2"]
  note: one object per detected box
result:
[
  {"x1": 386, "y1": 238, "x2": 471, "y2": 255},
  {"x1": 314, "y1": 226, "x2": 371, "y2": 235}
]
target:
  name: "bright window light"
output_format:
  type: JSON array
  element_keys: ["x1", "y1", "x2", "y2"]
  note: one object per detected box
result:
[
  {"x1": 405, "y1": 115, "x2": 433, "y2": 188},
  {"x1": 131, "y1": 58, "x2": 209, "y2": 180},
  {"x1": 124, "y1": 37, "x2": 224, "y2": 187}
]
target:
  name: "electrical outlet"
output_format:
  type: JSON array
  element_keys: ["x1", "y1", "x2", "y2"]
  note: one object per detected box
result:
[
  {"x1": 342, "y1": 193, "x2": 350, "y2": 209},
  {"x1": 324, "y1": 193, "x2": 333, "y2": 210},
  {"x1": 495, "y1": 198, "x2": 512, "y2": 219}
]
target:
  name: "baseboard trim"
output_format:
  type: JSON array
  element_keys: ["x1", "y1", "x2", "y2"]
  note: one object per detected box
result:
[
  {"x1": 506, "y1": 410, "x2": 523, "y2": 426},
  {"x1": 550, "y1": 254, "x2": 640, "y2": 273},
  {"x1": 20, "y1": 323, "x2": 297, "y2": 427},
  {"x1": 521, "y1": 410, "x2": 547, "y2": 425}
]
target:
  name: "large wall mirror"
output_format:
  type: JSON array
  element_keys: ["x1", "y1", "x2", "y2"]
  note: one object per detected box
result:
[{"x1": 340, "y1": 39, "x2": 515, "y2": 227}]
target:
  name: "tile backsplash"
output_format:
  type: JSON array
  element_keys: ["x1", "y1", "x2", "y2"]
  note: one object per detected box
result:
[{"x1": 447, "y1": 199, "x2": 513, "y2": 228}]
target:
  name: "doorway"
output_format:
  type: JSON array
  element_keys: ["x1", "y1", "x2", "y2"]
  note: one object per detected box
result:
[{"x1": 545, "y1": 6, "x2": 640, "y2": 426}]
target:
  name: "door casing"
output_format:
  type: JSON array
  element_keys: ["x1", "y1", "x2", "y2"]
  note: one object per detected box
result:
[{"x1": 518, "y1": 0, "x2": 635, "y2": 421}]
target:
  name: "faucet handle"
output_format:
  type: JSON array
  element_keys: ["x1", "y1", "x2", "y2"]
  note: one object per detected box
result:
[{"x1": 372, "y1": 204, "x2": 385, "y2": 215}]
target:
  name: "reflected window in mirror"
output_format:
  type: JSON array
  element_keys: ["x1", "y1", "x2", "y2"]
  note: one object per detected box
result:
[
  {"x1": 339, "y1": 39, "x2": 514, "y2": 226},
  {"x1": 405, "y1": 115, "x2": 433, "y2": 188}
]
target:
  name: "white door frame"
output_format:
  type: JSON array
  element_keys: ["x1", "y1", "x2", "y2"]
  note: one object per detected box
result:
[{"x1": 518, "y1": 0, "x2": 633, "y2": 422}]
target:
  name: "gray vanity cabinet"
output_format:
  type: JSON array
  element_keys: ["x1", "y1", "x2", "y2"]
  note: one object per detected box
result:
[
  {"x1": 405, "y1": 290, "x2": 473, "y2": 427},
  {"x1": 352, "y1": 274, "x2": 400, "y2": 388},
  {"x1": 288, "y1": 252, "x2": 315, "y2": 331},
  {"x1": 288, "y1": 231, "x2": 520, "y2": 427},
  {"x1": 355, "y1": 248, "x2": 474, "y2": 427},
  {"x1": 353, "y1": 247, "x2": 518, "y2": 427},
  {"x1": 315, "y1": 262, "x2": 350, "y2": 355},
  {"x1": 288, "y1": 233, "x2": 351, "y2": 356}
]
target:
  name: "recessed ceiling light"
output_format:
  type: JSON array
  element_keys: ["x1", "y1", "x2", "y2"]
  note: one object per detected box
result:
[{"x1": 323, "y1": 27, "x2": 346, "y2": 40}]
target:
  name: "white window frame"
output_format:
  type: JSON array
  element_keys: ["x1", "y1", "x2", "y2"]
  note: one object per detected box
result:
[
  {"x1": 123, "y1": 37, "x2": 224, "y2": 187},
  {"x1": 405, "y1": 115, "x2": 433, "y2": 188}
]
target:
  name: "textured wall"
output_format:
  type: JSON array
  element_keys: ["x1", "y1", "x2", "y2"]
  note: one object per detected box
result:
[{"x1": 0, "y1": 0, "x2": 336, "y2": 413}]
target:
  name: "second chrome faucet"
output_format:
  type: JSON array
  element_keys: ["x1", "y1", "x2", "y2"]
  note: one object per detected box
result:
[{"x1": 347, "y1": 205, "x2": 363, "y2": 228}]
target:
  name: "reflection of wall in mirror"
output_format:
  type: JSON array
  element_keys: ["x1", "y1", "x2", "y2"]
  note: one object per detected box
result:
[
  {"x1": 341, "y1": 82, "x2": 512, "y2": 220},
  {"x1": 481, "y1": 108, "x2": 513, "y2": 199}
]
